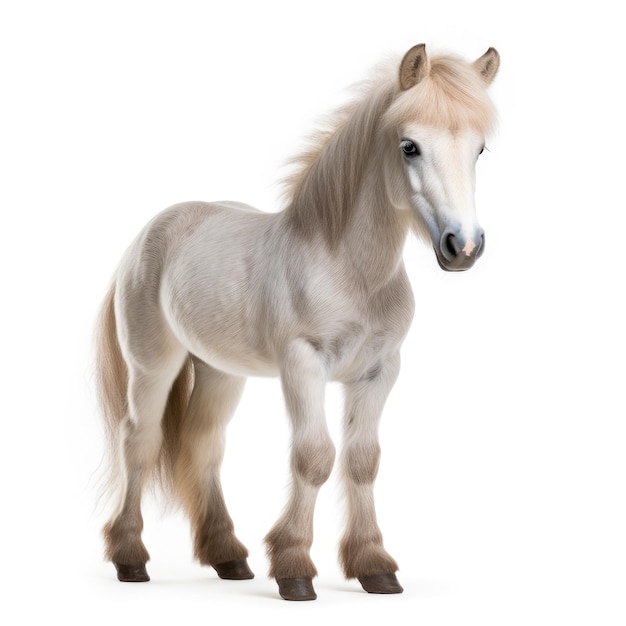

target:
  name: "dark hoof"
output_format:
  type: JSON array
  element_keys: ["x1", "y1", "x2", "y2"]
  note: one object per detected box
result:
[
  {"x1": 276, "y1": 577, "x2": 317, "y2": 601},
  {"x1": 358, "y1": 572, "x2": 403, "y2": 594},
  {"x1": 114, "y1": 563, "x2": 150, "y2": 582},
  {"x1": 213, "y1": 559, "x2": 255, "y2": 580}
]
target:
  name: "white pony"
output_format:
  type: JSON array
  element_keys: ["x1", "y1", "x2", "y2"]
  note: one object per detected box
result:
[{"x1": 96, "y1": 44, "x2": 499, "y2": 601}]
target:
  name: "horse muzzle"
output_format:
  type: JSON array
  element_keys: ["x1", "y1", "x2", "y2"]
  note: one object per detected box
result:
[{"x1": 435, "y1": 227, "x2": 485, "y2": 272}]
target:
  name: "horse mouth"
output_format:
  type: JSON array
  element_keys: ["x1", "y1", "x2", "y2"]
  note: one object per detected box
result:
[{"x1": 434, "y1": 249, "x2": 477, "y2": 272}]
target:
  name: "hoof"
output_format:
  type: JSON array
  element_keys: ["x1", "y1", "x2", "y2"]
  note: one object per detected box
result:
[
  {"x1": 213, "y1": 559, "x2": 255, "y2": 580},
  {"x1": 358, "y1": 572, "x2": 403, "y2": 594},
  {"x1": 114, "y1": 563, "x2": 150, "y2": 582},
  {"x1": 276, "y1": 577, "x2": 317, "y2": 601}
]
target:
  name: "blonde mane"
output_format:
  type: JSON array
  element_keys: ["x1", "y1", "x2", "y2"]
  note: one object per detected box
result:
[
  {"x1": 284, "y1": 53, "x2": 496, "y2": 246},
  {"x1": 284, "y1": 73, "x2": 399, "y2": 247}
]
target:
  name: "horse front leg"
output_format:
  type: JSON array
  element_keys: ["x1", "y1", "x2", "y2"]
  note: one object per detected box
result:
[
  {"x1": 265, "y1": 340, "x2": 335, "y2": 601},
  {"x1": 340, "y1": 351, "x2": 404, "y2": 594}
]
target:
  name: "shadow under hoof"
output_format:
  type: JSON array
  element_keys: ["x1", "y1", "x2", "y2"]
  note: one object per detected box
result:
[
  {"x1": 276, "y1": 577, "x2": 317, "y2": 601},
  {"x1": 358, "y1": 573, "x2": 403, "y2": 594},
  {"x1": 213, "y1": 559, "x2": 255, "y2": 580},
  {"x1": 115, "y1": 563, "x2": 150, "y2": 582}
]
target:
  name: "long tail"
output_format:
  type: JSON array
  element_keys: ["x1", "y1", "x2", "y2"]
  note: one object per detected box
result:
[
  {"x1": 95, "y1": 282, "x2": 128, "y2": 449},
  {"x1": 94, "y1": 280, "x2": 194, "y2": 503}
]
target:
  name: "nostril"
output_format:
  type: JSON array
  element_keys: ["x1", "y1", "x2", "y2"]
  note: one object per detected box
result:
[
  {"x1": 476, "y1": 232, "x2": 486, "y2": 258},
  {"x1": 444, "y1": 232, "x2": 459, "y2": 259}
]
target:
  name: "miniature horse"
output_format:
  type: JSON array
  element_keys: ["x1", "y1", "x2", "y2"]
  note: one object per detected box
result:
[{"x1": 96, "y1": 44, "x2": 499, "y2": 600}]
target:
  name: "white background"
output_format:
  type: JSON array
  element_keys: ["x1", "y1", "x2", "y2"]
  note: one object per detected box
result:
[{"x1": 1, "y1": 1, "x2": 624, "y2": 624}]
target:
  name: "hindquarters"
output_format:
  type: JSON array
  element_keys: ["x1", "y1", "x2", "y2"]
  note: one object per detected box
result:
[
  {"x1": 96, "y1": 225, "x2": 193, "y2": 500},
  {"x1": 96, "y1": 200, "x2": 264, "y2": 503},
  {"x1": 96, "y1": 262, "x2": 252, "y2": 579}
]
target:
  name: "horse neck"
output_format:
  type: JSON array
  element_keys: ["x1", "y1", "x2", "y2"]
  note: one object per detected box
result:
[
  {"x1": 340, "y1": 147, "x2": 410, "y2": 291},
  {"x1": 285, "y1": 80, "x2": 399, "y2": 247},
  {"x1": 285, "y1": 79, "x2": 409, "y2": 289}
]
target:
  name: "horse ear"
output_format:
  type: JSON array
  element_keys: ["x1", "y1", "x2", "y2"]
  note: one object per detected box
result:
[
  {"x1": 399, "y1": 44, "x2": 430, "y2": 90},
  {"x1": 473, "y1": 47, "x2": 500, "y2": 84}
]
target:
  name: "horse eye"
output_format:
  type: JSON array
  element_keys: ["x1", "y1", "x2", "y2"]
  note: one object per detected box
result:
[
  {"x1": 401, "y1": 139, "x2": 420, "y2": 158},
  {"x1": 479, "y1": 145, "x2": 486, "y2": 156}
]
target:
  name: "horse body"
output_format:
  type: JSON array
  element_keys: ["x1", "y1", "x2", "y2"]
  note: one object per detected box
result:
[
  {"x1": 97, "y1": 44, "x2": 499, "y2": 600},
  {"x1": 118, "y1": 198, "x2": 412, "y2": 380}
]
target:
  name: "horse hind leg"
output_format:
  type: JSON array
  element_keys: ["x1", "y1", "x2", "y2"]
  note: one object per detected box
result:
[
  {"x1": 169, "y1": 357, "x2": 253, "y2": 580},
  {"x1": 103, "y1": 353, "x2": 187, "y2": 582}
]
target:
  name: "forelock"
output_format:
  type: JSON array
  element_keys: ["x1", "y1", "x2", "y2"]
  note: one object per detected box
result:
[{"x1": 384, "y1": 55, "x2": 496, "y2": 135}]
